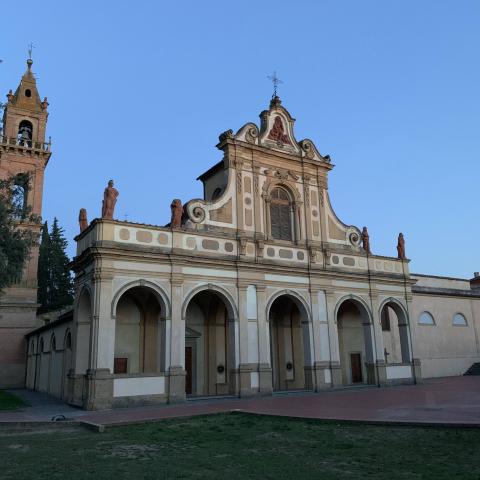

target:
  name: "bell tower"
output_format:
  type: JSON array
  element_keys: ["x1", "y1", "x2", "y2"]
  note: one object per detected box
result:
[{"x1": 0, "y1": 58, "x2": 52, "y2": 388}]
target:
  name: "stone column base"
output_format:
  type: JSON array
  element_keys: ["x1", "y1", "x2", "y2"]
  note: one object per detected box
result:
[
  {"x1": 66, "y1": 370, "x2": 85, "y2": 407},
  {"x1": 168, "y1": 366, "x2": 186, "y2": 404},
  {"x1": 258, "y1": 363, "x2": 272, "y2": 395},
  {"x1": 412, "y1": 358, "x2": 423, "y2": 384},
  {"x1": 330, "y1": 361, "x2": 343, "y2": 387},
  {"x1": 84, "y1": 368, "x2": 113, "y2": 410},
  {"x1": 311, "y1": 361, "x2": 333, "y2": 391},
  {"x1": 366, "y1": 361, "x2": 387, "y2": 386},
  {"x1": 239, "y1": 363, "x2": 255, "y2": 397}
]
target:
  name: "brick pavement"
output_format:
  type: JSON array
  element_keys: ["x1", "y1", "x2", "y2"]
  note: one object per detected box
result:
[{"x1": 1, "y1": 376, "x2": 479, "y2": 427}]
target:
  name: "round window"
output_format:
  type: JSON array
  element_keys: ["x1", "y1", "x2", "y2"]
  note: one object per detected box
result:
[{"x1": 25, "y1": 89, "x2": 32, "y2": 98}]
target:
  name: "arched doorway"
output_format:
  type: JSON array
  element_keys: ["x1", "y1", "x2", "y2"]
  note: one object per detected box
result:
[
  {"x1": 114, "y1": 286, "x2": 166, "y2": 375},
  {"x1": 184, "y1": 289, "x2": 237, "y2": 397},
  {"x1": 268, "y1": 294, "x2": 312, "y2": 392},
  {"x1": 75, "y1": 288, "x2": 93, "y2": 376},
  {"x1": 336, "y1": 298, "x2": 376, "y2": 385},
  {"x1": 380, "y1": 300, "x2": 412, "y2": 365},
  {"x1": 62, "y1": 331, "x2": 73, "y2": 400}
]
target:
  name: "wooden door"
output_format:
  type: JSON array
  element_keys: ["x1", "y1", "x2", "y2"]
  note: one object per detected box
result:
[
  {"x1": 114, "y1": 357, "x2": 128, "y2": 374},
  {"x1": 350, "y1": 353, "x2": 363, "y2": 383},
  {"x1": 185, "y1": 346, "x2": 193, "y2": 395}
]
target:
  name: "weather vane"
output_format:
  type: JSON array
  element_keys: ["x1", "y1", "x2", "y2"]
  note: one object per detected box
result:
[
  {"x1": 267, "y1": 71, "x2": 283, "y2": 98},
  {"x1": 28, "y1": 42, "x2": 35, "y2": 60}
]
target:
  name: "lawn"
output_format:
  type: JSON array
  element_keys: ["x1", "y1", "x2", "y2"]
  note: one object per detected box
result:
[
  {"x1": 1, "y1": 413, "x2": 479, "y2": 480},
  {"x1": 0, "y1": 391, "x2": 26, "y2": 410}
]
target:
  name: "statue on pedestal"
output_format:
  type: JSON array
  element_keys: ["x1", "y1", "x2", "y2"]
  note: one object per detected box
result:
[
  {"x1": 397, "y1": 233, "x2": 406, "y2": 260},
  {"x1": 170, "y1": 199, "x2": 183, "y2": 228},
  {"x1": 362, "y1": 226, "x2": 371, "y2": 255},
  {"x1": 101, "y1": 180, "x2": 119, "y2": 220},
  {"x1": 79, "y1": 208, "x2": 88, "y2": 232}
]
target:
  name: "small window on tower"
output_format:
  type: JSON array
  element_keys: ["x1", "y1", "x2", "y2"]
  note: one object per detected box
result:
[
  {"x1": 25, "y1": 89, "x2": 32, "y2": 98},
  {"x1": 12, "y1": 173, "x2": 29, "y2": 219}
]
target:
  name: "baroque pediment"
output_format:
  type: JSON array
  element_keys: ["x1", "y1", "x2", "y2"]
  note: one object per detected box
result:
[{"x1": 225, "y1": 96, "x2": 330, "y2": 163}]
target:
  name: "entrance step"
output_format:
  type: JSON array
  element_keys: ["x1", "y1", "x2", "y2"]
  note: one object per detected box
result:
[
  {"x1": 272, "y1": 389, "x2": 314, "y2": 397},
  {"x1": 464, "y1": 363, "x2": 480, "y2": 376},
  {"x1": 187, "y1": 394, "x2": 238, "y2": 403}
]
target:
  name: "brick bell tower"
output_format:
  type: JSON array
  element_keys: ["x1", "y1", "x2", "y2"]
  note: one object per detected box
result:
[{"x1": 0, "y1": 58, "x2": 52, "y2": 388}]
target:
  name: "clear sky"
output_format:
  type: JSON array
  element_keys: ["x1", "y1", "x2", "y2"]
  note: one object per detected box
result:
[{"x1": 1, "y1": 1, "x2": 478, "y2": 278}]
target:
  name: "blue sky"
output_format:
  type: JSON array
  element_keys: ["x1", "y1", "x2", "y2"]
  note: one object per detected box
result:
[{"x1": 1, "y1": 1, "x2": 478, "y2": 278}]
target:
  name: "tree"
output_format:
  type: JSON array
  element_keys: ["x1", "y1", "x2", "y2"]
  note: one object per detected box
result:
[
  {"x1": 0, "y1": 176, "x2": 38, "y2": 291},
  {"x1": 37, "y1": 221, "x2": 50, "y2": 308},
  {"x1": 37, "y1": 218, "x2": 74, "y2": 313}
]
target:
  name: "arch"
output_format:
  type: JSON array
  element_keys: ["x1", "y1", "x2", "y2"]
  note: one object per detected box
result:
[
  {"x1": 183, "y1": 284, "x2": 238, "y2": 396},
  {"x1": 74, "y1": 284, "x2": 93, "y2": 310},
  {"x1": 266, "y1": 290, "x2": 313, "y2": 391},
  {"x1": 262, "y1": 177, "x2": 302, "y2": 203},
  {"x1": 378, "y1": 297, "x2": 408, "y2": 324},
  {"x1": 418, "y1": 311, "x2": 435, "y2": 325},
  {"x1": 181, "y1": 284, "x2": 238, "y2": 321},
  {"x1": 74, "y1": 286, "x2": 93, "y2": 376},
  {"x1": 335, "y1": 295, "x2": 376, "y2": 385},
  {"x1": 379, "y1": 297, "x2": 412, "y2": 364},
  {"x1": 64, "y1": 329, "x2": 72, "y2": 350},
  {"x1": 114, "y1": 283, "x2": 167, "y2": 375},
  {"x1": 50, "y1": 333, "x2": 56, "y2": 352},
  {"x1": 111, "y1": 280, "x2": 171, "y2": 319},
  {"x1": 453, "y1": 312, "x2": 468, "y2": 326},
  {"x1": 334, "y1": 294, "x2": 373, "y2": 323},
  {"x1": 18, "y1": 119, "x2": 33, "y2": 146},
  {"x1": 266, "y1": 289, "x2": 312, "y2": 323}
]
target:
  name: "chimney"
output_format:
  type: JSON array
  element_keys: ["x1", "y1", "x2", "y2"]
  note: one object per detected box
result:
[{"x1": 470, "y1": 272, "x2": 480, "y2": 290}]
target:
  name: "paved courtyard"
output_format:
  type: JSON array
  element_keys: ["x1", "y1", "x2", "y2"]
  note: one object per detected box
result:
[{"x1": 1, "y1": 376, "x2": 479, "y2": 427}]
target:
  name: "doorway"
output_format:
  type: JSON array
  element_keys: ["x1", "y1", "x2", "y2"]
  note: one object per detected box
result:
[{"x1": 350, "y1": 353, "x2": 363, "y2": 383}]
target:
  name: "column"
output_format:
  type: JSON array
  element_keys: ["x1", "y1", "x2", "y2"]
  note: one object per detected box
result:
[
  {"x1": 85, "y1": 274, "x2": 114, "y2": 410},
  {"x1": 256, "y1": 285, "x2": 272, "y2": 394},
  {"x1": 238, "y1": 284, "x2": 252, "y2": 397},
  {"x1": 325, "y1": 289, "x2": 342, "y2": 386},
  {"x1": 168, "y1": 275, "x2": 186, "y2": 403},
  {"x1": 310, "y1": 288, "x2": 333, "y2": 390},
  {"x1": 368, "y1": 292, "x2": 386, "y2": 386}
]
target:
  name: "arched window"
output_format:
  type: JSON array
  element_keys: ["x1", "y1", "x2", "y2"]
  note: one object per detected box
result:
[
  {"x1": 11, "y1": 173, "x2": 29, "y2": 220},
  {"x1": 270, "y1": 187, "x2": 293, "y2": 241},
  {"x1": 50, "y1": 334, "x2": 56, "y2": 352},
  {"x1": 65, "y1": 331, "x2": 72, "y2": 349},
  {"x1": 18, "y1": 120, "x2": 33, "y2": 147},
  {"x1": 418, "y1": 311, "x2": 435, "y2": 325},
  {"x1": 40, "y1": 338, "x2": 45, "y2": 353},
  {"x1": 453, "y1": 313, "x2": 468, "y2": 326},
  {"x1": 212, "y1": 187, "x2": 223, "y2": 201}
]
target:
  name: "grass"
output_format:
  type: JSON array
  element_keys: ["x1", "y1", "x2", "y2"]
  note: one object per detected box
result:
[
  {"x1": 0, "y1": 391, "x2": 26, "y2": 410},
  {"x1": 1, "y1": 413, "x2": 480, "y2": 479}
]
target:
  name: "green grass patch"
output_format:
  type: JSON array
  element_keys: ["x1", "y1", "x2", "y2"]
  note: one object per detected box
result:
[
  {"x1": 0, "y1": 391, "x2": 26, "y2": 410},
  {"x1": 1, "y1": 413, "x2": 479, "y2": 479}
]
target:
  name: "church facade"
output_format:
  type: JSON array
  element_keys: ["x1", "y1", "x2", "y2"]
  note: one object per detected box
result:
[{"x1": 8, "y1": 61, "x2": 479, "y2": 409}]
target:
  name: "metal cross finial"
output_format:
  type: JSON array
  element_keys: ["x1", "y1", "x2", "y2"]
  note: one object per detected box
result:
[
  {"x1": 28, "y1": 43, "x2": 35, "y2": 60},
  {"x1": 267, "y1": 71, "x2": 283, "y2": 97}
]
